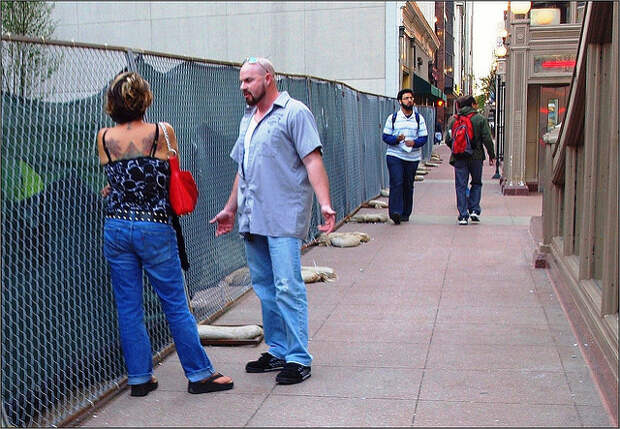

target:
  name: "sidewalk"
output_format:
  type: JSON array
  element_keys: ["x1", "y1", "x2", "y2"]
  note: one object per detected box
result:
[{"x1": 80, "y1": 145, "x2": 613, "y2": 427}]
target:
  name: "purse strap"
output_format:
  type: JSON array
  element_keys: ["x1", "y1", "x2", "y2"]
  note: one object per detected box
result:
[{"x1": 158, "y1": 122, "x2": 177, "y2": 156}]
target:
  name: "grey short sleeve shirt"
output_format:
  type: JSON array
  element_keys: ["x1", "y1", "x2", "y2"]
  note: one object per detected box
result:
[{"x1": 230, "y1": 91, "x2": 322, "y2": 239}]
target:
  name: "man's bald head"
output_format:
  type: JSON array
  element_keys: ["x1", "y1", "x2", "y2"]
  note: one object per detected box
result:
[{"x1": 241, "y1": 57, "x2": 276, "y2": 77}]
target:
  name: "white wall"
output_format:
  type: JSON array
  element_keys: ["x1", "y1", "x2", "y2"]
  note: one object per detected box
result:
[{"x1": 51, "y1": 1, "x2": 395, "y2": 96}]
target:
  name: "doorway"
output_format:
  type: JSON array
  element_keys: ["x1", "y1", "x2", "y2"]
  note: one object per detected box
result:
[{"x1": 525, "y1": 84, "x2": 570, "y2": 191}]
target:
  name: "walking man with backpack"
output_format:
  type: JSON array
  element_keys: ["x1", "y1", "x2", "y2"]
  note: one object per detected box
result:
[
  {"x1": 381, "y1": 88, "x2": 428, "y2": 224},
  {"x1": 445, "y1": 95, "x2": 495, "y2": 225}
]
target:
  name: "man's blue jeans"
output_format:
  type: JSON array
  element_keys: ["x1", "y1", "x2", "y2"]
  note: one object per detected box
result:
[
  {"x1": 244, "y1": 234, "x2": 311, "y2": 366},
  {"x1": 386, "y1": 155, "x2": 420, "y2": 219},
  {"x1": 103, "y1": 219, "x2": 214, "y2": 385},
  {"x1": 454, "y1": 157, "x2": 483, "y2": 219}
]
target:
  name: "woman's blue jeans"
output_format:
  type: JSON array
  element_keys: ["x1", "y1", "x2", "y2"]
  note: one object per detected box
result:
[
  {"x1": 103, "y1": 219, "x2": 214, "y2": 385},
  {"x1": 243, "y1": 234, "x2": 312, "y2": 366}
]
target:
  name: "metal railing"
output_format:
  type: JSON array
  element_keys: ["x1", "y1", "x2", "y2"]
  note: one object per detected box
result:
[{"x1": 1, "y1": 35, "x2": 436, "y2": 427}]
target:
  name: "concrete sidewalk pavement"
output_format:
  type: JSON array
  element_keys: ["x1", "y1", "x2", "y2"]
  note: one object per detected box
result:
[{"x1": 80, "y1": 144, "x2": 613, "y2": 427}]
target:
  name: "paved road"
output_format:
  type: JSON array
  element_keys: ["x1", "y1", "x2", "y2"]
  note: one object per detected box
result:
[{"x1": 81, "y1": 145, "x2": 612, "y2": 427}]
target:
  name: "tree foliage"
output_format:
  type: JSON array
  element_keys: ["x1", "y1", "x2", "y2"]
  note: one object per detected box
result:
[
  {"x1": 1, "y1": 1, "x2": 61, "y2": 98},
  {"x1": 1, "y1": 1, "x2": 56, "y2": 37},
  {"x1": 476, "y1": 64, "x2": 497, "y2": 109}
]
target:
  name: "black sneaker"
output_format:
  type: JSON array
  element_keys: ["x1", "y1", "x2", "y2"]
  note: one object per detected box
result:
[
  {"x1": 275, "y1": 362, "x2": 311, "y2": 385},
  {"x1": 401, "y1": 216, "x2": 410, "y2": 222},
  {"x1": 390, "y1": 213, "x2": 401, "y2": 225},
  {"x1": 245, "y1": 352, "x2": 286, "y2": 373},
  {"x1": 470, "y1": 212, "x2": 480, "y2": 222}
]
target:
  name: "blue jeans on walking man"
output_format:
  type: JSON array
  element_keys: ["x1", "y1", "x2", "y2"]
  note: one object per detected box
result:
[
  {"x1": 244, "y1": 234, "x2": 311, "y2": 366},
  {"x1": 386, "y1": 155, "x2": 420, "y2": 221},
  {"x1": 454, "y1": 157, "x2": 483, "y2": 220},
  {"x1": 103, "y1": 219, "x2": 215, "y2": 385}
]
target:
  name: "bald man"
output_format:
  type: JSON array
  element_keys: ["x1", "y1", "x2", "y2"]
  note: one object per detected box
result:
[{"x1": 211, "y1": 57, "x2": 335, "y2": 385}]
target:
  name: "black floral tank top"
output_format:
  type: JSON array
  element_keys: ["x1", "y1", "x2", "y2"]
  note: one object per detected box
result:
[{"x1": 102, "y1": 124, "x2": 171, "y2": 216}]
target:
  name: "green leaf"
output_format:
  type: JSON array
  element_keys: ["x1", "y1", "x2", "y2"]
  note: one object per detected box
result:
[{"x1": 18, "y1": 160, "x2": 44, "y2": 200}]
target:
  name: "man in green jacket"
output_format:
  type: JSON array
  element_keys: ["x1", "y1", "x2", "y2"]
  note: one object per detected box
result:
[{"x1": 445, "y1": 95, "x2": 495, "y2": 225}]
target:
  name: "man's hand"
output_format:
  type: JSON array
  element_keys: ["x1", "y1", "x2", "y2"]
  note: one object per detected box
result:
[
  {"x1": 404, "y1": 139, "x2": 414, "y2": 147},
  {"x1": 397, "y1": 134, "x2": 406, "y2": 142},
  {"x1": 100, "y1": 184, "x2": 111, "y2": 197},
  {"x1": 209, "y1": 208, "x2": 236, "y2": 236},
  {"x1": 489, "y1": 158, "x2": 495, "y2": 166},
  {"x1": 318, "y1": 204, "x2": 336, "y2": 234}
]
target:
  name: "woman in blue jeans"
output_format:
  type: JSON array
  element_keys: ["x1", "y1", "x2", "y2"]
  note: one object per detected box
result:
[{"x1": 96, "y1": 71, "x2": 233, "y2": 396}]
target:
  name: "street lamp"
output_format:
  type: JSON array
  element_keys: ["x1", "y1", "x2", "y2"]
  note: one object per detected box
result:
[
  {"x1": 511, "y1": 1, "x2": 531, "y2": 16},
  {"x1": 492, "y1": 68, "x2": 502, "y2": 180},
  {"x1": 495, "y1": 45, "x2": 507, "y2": 57}
]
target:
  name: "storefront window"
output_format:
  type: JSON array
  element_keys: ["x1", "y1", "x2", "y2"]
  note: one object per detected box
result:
[{"x1": 538, "y1": 86, "x2": 569, "y2": 145}]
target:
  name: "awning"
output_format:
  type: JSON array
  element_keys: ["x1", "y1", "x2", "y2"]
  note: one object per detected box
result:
[{"x1": 413, "y1": 74, "x2": 447, "y2": 101}]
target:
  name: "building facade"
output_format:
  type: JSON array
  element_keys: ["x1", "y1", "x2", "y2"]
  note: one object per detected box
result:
[
  {"x1": 459, "y1": 1, "x2": 475, "y2": 97},
  {"x1": 51, "y1": 1, "x2": 403, "y2": 97},
  {"x1": 398, "y1": 1, "x2": 444, "y2": 107},
  {"x1": 433, "y1": 1, "x2": 458, "y2": 127},
  {"x1": 49, "y1": 0, "x2": 482, "y2": 109},
  {"x1": 499, "y1": 1, "x2": 583, "y2": 194},
  {"x1": 538, "y1": 2, "x2": 618, "y2": 421}
]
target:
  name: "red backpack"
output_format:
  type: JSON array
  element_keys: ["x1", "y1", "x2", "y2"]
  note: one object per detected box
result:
[{"x1": 451, "y1": 112, "x2": 476, "y2": 155}]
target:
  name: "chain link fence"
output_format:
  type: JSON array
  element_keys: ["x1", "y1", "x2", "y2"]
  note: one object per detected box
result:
[{"x1": 1, "y1": 36, "x2": 435, "y2": 427}]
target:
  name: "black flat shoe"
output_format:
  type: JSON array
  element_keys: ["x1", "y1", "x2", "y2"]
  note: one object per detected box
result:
[
  {"x1": 188, "y1": 372, "x2": 234, "y2": 394},
  {"x1": 130, "y1": 377, "x2": 158, "y2": 397}
]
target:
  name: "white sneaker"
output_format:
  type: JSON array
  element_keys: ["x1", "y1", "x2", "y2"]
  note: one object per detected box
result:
[
  {"x1": 470, "y1": 212, "x2": 480, "y2": 222},
  {"x1": 458, "y1": 218, "x2": 468, "y2": 225}
]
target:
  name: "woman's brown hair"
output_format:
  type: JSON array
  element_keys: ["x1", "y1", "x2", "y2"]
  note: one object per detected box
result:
[{"x1": 104, "y1": 71, "x2": 153, "y2": 123}]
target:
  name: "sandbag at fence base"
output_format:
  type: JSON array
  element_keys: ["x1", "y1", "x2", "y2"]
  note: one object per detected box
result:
[
  {"x1": 317, "y1": 231, "x2": 371, "y2": 247},
  {"x1": 348, "y1": 213, "x2": 388, "y2": 223},
  {"x1": 362, "y1": 199, "x2": 389, "y2": 209},
  {"x1": 301, "y1": 266, "x2": 337, "y2": 283},
  {"x1": 198, "y1": 324, "x2": 264, "y2": 346}
]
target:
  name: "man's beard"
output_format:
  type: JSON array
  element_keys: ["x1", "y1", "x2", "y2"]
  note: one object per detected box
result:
[
  {"x1": 244, "y1": 85, "x2": 266, "y2": 106},
  {"x1": 400, "y1": 101, "x2": 413, "y2": 111}
]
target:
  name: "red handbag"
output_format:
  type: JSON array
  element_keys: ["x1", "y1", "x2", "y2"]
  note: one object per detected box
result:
[{"x1": 159, "y1": 123, "x2": 198, "y2": 216}]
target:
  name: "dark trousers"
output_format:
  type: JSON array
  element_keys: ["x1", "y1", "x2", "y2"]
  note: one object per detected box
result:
[
  {"x1": 454, "y1": 157, "x2": 483, "y2": 219},
  {"x1": 386, "y1": 155, "x2": 419, "y2": 219}
]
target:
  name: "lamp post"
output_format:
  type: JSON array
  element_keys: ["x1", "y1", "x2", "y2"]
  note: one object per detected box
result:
[
  {"x1": 492, "y1": 68, "x2": 502, "y2": 179},
  {"x1": 493, "y1": 29, "x2": 508, "y2": 180}
]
